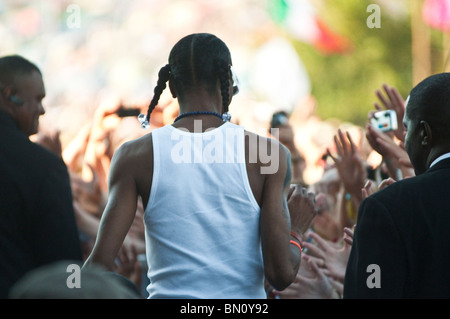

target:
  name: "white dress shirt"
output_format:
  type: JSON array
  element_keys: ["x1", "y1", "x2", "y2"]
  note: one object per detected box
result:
[{"x1": 430, "y1": 152, "x2": 450, "y2": 168}]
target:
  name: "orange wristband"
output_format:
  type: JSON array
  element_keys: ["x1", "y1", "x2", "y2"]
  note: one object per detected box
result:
[
  {"x1": 290, "y1": 240, "x2": 302, "y2": 252},
  {"x1": 290, "y1": 231, "x2": 302, "y2": 244}
]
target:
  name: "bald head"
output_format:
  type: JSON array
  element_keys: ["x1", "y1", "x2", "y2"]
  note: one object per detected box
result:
[
  {"x1": 0, "y1": 55, "x2": 45, "y2": 136},
  {"x1": 0, "y1": 55, "x2": 41, "y2": 87}
]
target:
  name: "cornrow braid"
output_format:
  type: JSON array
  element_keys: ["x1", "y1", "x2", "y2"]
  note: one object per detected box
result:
[
  {"x1": 144, "y1": 64, "x2": 171, "y2": 126},
  {"x1": 216, "y1": 59, "x2": 230, "y2": 115}
]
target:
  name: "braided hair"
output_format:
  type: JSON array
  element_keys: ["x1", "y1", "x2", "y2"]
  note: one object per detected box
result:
[
  {"x1": 143, "y1": 33, "x2": 233, "y2": 124},
  {"x1": 216, "y1": 59, "x2": 231, "y2": 115},
  {"x1": 145, "y1": 64, "x2": 171, "y2": 123}
]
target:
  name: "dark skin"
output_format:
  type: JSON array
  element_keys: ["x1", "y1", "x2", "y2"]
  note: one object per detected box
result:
[
  {"x1": 403, "y1": 96, "x2": 450, "y2": 175},
  {"x1": 84, "y1": 69, "x2": 317, "y2": 291}
]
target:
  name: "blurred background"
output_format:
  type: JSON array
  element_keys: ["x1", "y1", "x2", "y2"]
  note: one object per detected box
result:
[{"x1": 0, "y1": 0, "x2": 449, "y2": 184}]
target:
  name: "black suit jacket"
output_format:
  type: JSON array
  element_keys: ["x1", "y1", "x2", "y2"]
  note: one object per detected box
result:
[
  {"x1": 0, "y1": 110, "x2": 82, "y2": 298},
  {"x1": 344, "y1": 157, "x2": 450, "y2": 298}
]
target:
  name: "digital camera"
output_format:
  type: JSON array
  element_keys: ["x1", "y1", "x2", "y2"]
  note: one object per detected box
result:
[{"x1": 370, "y1": 110, "x2": 398, "y2": 132}]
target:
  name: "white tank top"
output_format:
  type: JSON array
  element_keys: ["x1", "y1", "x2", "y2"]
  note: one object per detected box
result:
[{"x1": 144, "y1": 121, "x2": 265, "y2": 299}]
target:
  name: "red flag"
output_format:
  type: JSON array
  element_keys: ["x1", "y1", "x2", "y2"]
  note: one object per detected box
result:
[
  {"x1": 269, "y1": 0, "x2": 352, "y2": 55},
  {"x1": 313, "y1": 17, "x2": 353, "y2": 55}
]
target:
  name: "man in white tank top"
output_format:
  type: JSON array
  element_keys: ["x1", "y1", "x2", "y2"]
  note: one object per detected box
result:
[{"x1": 84, "y1": 33, "x2": 317, "y2": 299}]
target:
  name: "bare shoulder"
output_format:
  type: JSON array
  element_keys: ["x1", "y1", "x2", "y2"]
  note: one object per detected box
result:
[
  {"x1": 110, "y1": 133, "x2": 153, "y2": 179},
  {"x1": 244, "y1": 130, "x2": 290, "y2": 175},
  {"x1": 243, "y1": 130, "x2": 286, "y2": 151}
]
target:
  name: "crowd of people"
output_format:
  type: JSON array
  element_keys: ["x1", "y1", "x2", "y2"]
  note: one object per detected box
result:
[{"x1": 2, "y1": 31, "x2": 450, "y2": 300}]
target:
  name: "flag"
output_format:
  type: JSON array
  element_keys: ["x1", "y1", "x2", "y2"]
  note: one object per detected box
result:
[{"x1": 267, "y1": 0, "x2": 352, "y2": 55}]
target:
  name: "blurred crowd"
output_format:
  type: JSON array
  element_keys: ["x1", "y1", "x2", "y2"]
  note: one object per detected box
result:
[{"x1": 268, "y1": 82, "x2": 411, "y2": 298}]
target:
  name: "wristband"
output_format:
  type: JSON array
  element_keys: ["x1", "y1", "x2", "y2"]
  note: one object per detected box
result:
[
  {"x1": 290, "y1": 230, "x2": 302, "y2": 244},
  {"x1": 290, "y1": 240, "x2": 302, "y2": 252}
]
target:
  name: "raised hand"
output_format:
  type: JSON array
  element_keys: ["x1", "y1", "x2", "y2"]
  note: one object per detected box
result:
[
  {"x1": 327, "y1": 129, "x2": 367, "y2": 202},
  {"x1": 35, "y1": 129, "x2": 62, "y2": 158},
  {"x1": 343, "y1": 227, "x2": 354, "y2": 246},
  {"x1": 366, "y1": 124, "x2": 414, "y2": 179},
  {"x1": 287, "y1": 185, "x2": 317, "y2": 237},
  {"x1": 311, "y1": 193, "x2": 342, "y2": 242},
  {"x1": 115, "y1": 241, "x2": 142, "y2": 292},
  {"x1": 302, "y1": 231, "x2": 352, "y2": 282},
  {"x1": 373, "y1": 83, "x2": 406, "y2": 142},
  {"x1": 273, "y1": 254, "x2": 340, "y2": 299}
]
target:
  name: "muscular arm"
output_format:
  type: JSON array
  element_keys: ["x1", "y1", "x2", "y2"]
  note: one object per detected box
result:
[
  {"x1": 260, "y1": 141, "x2": 301, "y2": 290},
  {"x1": 83, "y1": 142, "x2": 139, "y2": 271}
]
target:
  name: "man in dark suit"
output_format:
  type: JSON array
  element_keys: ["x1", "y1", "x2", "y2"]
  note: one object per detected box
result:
[
  {"x1": 0, "y1": 55, "x2": 82, "y2": 298},
  {"x1": 344, "y1": 73, "x2": 450, "y2": 298}
]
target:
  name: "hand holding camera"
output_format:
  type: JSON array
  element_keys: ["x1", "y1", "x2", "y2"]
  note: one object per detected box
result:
[
  {"x1": 370, "y1": 110, "x2": 398, "y2": 132},
  {"x1": 373, "y1": 83, "x2": 406, "y2": 141}
]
